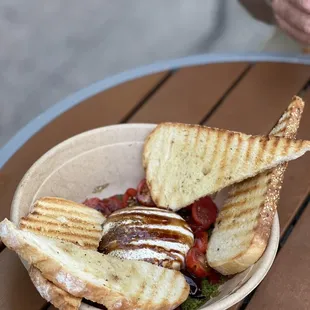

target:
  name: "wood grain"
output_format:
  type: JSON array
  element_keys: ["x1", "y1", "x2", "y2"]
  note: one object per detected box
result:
[
  {"x1": 205, "y1": 63, "x2": 309, "y2": 134},
  {"x1": 0, "y1": 72, "x2": 168, "y2": 223},
  {"x1": 246, "y1": 202, "x2": 310, "y2": 310},
  {"x1": 0, "y1": 248, "x2": 45, "y2": 310},
  {"x1": 129, "y1": 63, "x2": 248, "y2": 124}
]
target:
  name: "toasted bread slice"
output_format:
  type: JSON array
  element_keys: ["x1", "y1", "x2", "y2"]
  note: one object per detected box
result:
[
  {"x1": 29, "y1": 266, "x2": 81, "y2": 310},
  {"x1": 143, "y1": 120, "x2": 310, "y2": 210},
  {"x1": 207, "y1": 97, "x2": 304, "y2": 275},
  {"x1": 21, "y1": 197, "x2": 106, "y2": 310},
  {"x1": 0, "y1": 219, "x2": 189, "y2": 310},
  {"x1": 20, "y1": 197, "x2": 106, "y2": 249}
]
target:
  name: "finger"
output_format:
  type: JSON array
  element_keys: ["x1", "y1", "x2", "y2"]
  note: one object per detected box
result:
[
  {"x1": 273, "y1": 0, "x2": 310, "y2": 34},
  {"x1": 275, "y1": 14, "x2": 310, "y2": 44},
  {"x1": 288, "y1": 0, "x2": 310, "y2": 14}
]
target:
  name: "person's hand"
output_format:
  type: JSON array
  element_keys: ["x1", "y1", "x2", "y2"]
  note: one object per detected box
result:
[{"x1": 272, "y1": 0, "x2": 310, "y2": 44}]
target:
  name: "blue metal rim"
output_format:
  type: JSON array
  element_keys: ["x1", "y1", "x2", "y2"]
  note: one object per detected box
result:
[{"x1": 1, "y1": 52, "x2": 309, "y2": 169}]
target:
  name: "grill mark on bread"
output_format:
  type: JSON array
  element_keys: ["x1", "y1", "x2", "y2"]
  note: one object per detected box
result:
[
  {"x1": 272, "y1": 136, "x2": 280, "y2": 156},
  {"x1": 20, "y1": 225, "x2": 100, "y2": 242},
  {"x1": 218, "y1": 132, "x2": 231, "y2": 186},
  {"x1": 31, "y1": 207, "x2": 102, "y2": 222},
  {"x1": 217, "y1": 218, "x2": 257, "y2": 232},
  {"x1": 221, "y1": 199, "x2": 249, "y2": 211},
  {"x1": 231, "y1": 184, "x2": 261, "y2": 197},
  {"x1": 208, "y1": 129, "x2": 219, "y2": 169},
  {"x1": 244, "y1": 135, "x2": 253, "y2": 164},
  {"x1": 34, "y1": 198, "x2": 100, "y2": 215},
  {"x1": 194, "y1": 126, "x2": 202, "y2": 149},
  {"x1": 20, "y1": 218, "x2": 101, "y2": 232},
  {"x1": 256, "y1": 136, "x2": 268, "y2": 168},
  {"x1": 219, "y1": 206, "x2": 260, "y2": 223}
]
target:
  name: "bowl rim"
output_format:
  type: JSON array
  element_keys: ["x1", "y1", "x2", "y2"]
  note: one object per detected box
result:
[
  {"x1": 11, "y1": 123, "x2": 156, "y2": 221},
  {"x1": 10, "y1": 123, "x2": 280, "y2": 310}
]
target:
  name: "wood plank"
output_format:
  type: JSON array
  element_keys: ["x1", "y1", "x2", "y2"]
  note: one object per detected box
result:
[
  {"x1": 0, "y1": 72, "x2": 168, "y2": 223},
  {"x1": 205, "y1": 63, "x2": 309, "y2": 134},
  {"x1": 0, "y1": 249, "x2": 45, "y2": 310},
  {"x1": 246, "y1": 202, "x2": 310, "y2": 310},
  {"x1": 129, "y1": 63, "x2": 248, "y2": 124},
  {"x1": 204, "y1": 63, "x2": 310, "y2": 235}
]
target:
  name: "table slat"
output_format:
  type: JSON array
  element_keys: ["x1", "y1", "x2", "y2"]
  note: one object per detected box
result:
[
  {"x1": 205, "y1": 63, "x2": 309, "y2": 134},
  {"x1": 246, "y1": 202, "x2": 310, "y2": 310},
  {"x1": 0, "y1": 72, "x2": 168, "y2": 223},
  {"x1": 0, "y1": 248, "x2": 45, "y2": 310},
  {"x1": 129, "y1": 63, "x2": 248, "y2": 123}
]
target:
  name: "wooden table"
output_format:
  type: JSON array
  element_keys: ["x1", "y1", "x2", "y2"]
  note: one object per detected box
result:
[{"x1": 0, "y1": 55, "x2": 310, "y2": 310}]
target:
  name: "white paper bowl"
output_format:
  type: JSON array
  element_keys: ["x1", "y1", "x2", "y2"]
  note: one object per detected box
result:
[{"x1": 11, "y1": 124, "x2": 280, "y2": 310}]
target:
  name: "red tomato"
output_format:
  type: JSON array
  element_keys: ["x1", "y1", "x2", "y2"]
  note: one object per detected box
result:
[
  {"x1": 186, "y1": 248, "x2": 211, "y2": 278},
  {"x1": 208, "y1": 269, "x2": 222, "y2": 284},
  {"x1": 83, "y1": 196, "x2": 124, "y2": 216},
  {"x1": 103, "y1": 195, "x2": 124, "y2": 213},
  {"x1": 193, "y1": 231, "x2": 208, "y2": 253},
  {"x1": 83, "y1": 198, "x2": 111, "y2": 216},
  {"x1": 191, "y1": 196, "x2": 217, "y2": 230},
  {"x1": 186, "y1": 217, "x2": 204, "y2": 234},
  {"x1": 123, "y1": 188, "x2": 137, "y2": 207},
  {"x1": 136, "y1": 179, "x2": 155, "y2": 206}
]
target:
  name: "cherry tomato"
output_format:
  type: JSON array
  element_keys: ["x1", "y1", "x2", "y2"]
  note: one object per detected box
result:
[
  {"x1": 103, "y1": 195, "x2": 124, "y2": 213},
  {"x1": 186, "y1": 248, "x2": 212, "y2": 278},
  {"x1": 208, "y1": 269, "x2": 222, "y2": 284},
  {"x1": 123, "y1": 188, "x2": 137, "y2": 207},
  {"x1": 83, "y1": 195, "x2": 124, "y2": 216},
  {"x1": 191, "y1": 196, "x2": 217, "y2": 230},
  {"x1": 186, "y1": 217, "x2": 204, "y2": 234},
  {"x1": 83, "y1": 198, "x2": 111, "y2": 216},
  {"x1": 193, "y1": 231, "x2": 208, "y2": 253},
  {"x1": 136, "y1": 179, "x2": 155, "y2": 206}
]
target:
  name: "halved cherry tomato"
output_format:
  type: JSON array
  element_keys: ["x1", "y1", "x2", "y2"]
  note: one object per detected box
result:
[
  {"x1": 208, "y1": 269, "x2": 222, "y2": 284},
  {"x1": 186, "y1": 217, "x2": 205, "y2": 234},
  {"x1": 123, "y1": 188, "x2": 137, "y2": 207},
  {"x1": 193, "y1": 231, "x2": 208, "y2": 253},
  {"x1": 136, "y1": 179, "x2": 155, "y2": 206},
  {"x1": 103, "y1": 195, "x2": 124, "y2": 213},
  {"x1": 186, "y1": 247, "x2": 212, "y2": 278},
  {"x1": 83, "y1": 195, "x2": 123, "y2": 216},
  {"x1": 191, "y1": 196, "x2": 217, "y2": 230},
  {"x1": 83, "y1": 198, "x2": 111, "y2": 216}
]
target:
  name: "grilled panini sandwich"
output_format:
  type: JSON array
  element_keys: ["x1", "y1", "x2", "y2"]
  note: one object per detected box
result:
[
  {"x1": 207, "y1": 97, "x2": 304, "y2": 275},
  {"x1": 0, "y1": 219, "x2": 190, "y2": 310},
  {"x1": 20, "y1": 197, "x2": 106, "y2": 310},
  {"x1": 143, "y1": 120, "x2": 310, "y2": 210}
]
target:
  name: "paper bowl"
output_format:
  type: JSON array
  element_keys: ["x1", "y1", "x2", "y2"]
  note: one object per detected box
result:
[{"x1": 11, "y1": 124, "x2": 279, "y2": 310}]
